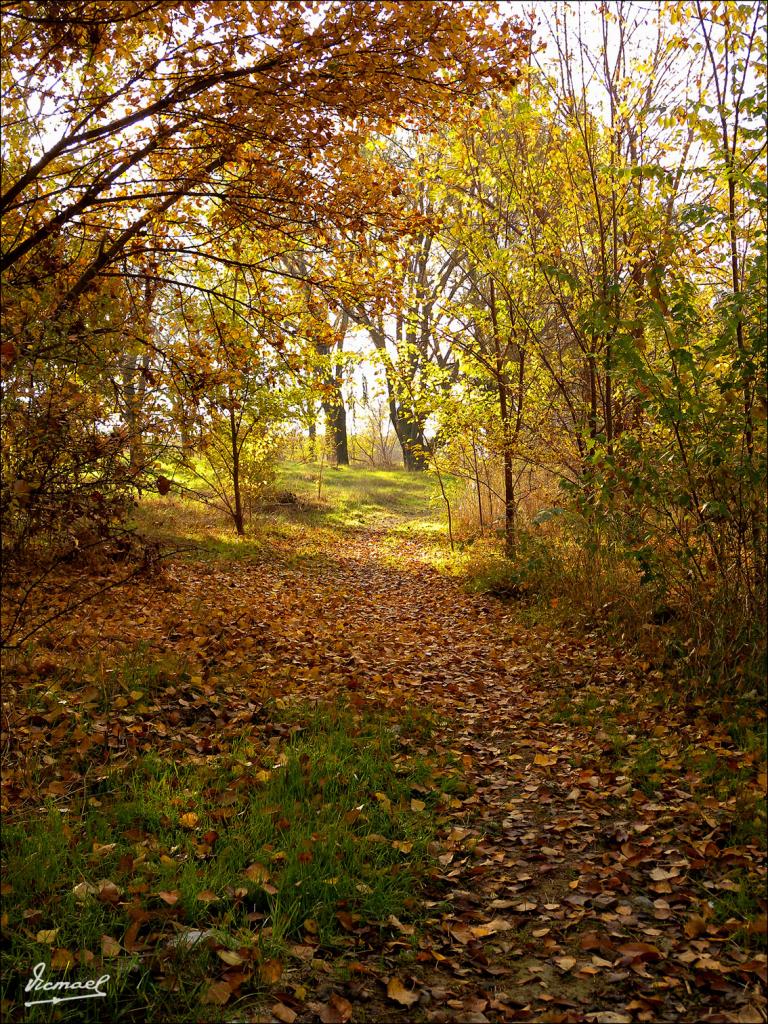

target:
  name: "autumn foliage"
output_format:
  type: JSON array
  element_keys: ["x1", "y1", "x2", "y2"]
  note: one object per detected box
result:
[{"x1": 0, "y1": 3, "x2": 766, "y2": 1022}]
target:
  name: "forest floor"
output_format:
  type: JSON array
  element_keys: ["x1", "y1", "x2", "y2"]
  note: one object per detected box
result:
[{"x1": 1, "y1": 465, "x2": 766, "y2": 1024}]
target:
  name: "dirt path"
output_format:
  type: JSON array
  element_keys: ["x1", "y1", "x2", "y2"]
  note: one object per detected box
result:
[
  {"x1": 3, "y1": 512, "x2": 766, "y2": 1023},
  {"x1": 197, "y1": 520, "x2": 764, "y2": 1024}
]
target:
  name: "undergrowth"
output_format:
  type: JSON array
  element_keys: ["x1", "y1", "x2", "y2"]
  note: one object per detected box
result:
[{"x1": 1, "y1": 700, "x2": 460, "y2": 1022}]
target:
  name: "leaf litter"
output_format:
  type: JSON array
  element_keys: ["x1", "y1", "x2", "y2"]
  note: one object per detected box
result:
[{"x1": 1, "y1": 512, "x2": 765, "y2": 1023}]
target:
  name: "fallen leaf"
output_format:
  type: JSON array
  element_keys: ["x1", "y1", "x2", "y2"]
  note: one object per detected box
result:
[
  {"x1": 272, "y1": 1004, "x2": 298, "y2": 1024},
  {"x1": 101, "y1": 934, "x2": 122, "y2": 957},
  {"x1": 318, "y1": 993, "x2": 353, "y2": 1023},
  {"x1": 244, "y1": 862, "x2": 270, "y2": 883},
  {"x1": 51, "y1": 948, "x2": 75, "y2": 969},
  {"x1": 259, "y1": 959, "x2": 283, "y2": 984},
  {"x1": 97, "y1": 880, "x2": 122, "y2": 904},
  {"x1": 684, "y1": 914, "x2": 708, "y2": 938},
  {"x1": 554, "y1": 956, "x2": 577, "y2": 972},
  {"x1": 534, "y1": 753, "x2": 557, "y2": 767},
  {"x1": 217, "y1": 949, "x2": 244, "y2": 967},
  {"x1": 200, "y1": 979, "x2": 231, "y2": 1006},
  {"x1": 387, "y1": 976, "x2": 419, "y2": 1007}
]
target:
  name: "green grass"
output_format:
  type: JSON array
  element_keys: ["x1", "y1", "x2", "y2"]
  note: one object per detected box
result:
[
  {"x1": 550, "y1": 690, "x2": 605, "y2": 725},
  {"x1": 131, "y1": 461, "x2": 450, "y2": 568},
  {"x1": 628, "y1": 740, "x2": 662, "y2": 796},
  {"x1": 710, "y1": 870, "x2": 767, "y2": 952},
  {"x1": 276, "y1": 461, "x2": 444, "y2": 525},
  {"x1": 1, "y1": 701, "x2": 461, "y2": 1022}
]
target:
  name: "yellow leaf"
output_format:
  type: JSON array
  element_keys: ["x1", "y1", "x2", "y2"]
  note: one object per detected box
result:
[
  {"x1": 244, "y1": 862, "x2": 270, "y2": 883},
  {"x1": 471, "y1": 917, "x2": 514, "y2": 937},
  {"x1": 533, "y1": 753, "x2": 557, "y2": 766},
  {"x1": 36, "y1": 929, "x2": 59, "y2": 944},
  {"x1": 387, "y1": 976, "x2": 419, "y2": 1006},
  {"x1": 179, "y1": 812, "x2": 199, "y2": 829},
  {"x1": 374, "y1": 791, "x2": 392, "y2": 812},
  {"x1": 217, "y1": 949, "x2": 244, "y2": 966}
]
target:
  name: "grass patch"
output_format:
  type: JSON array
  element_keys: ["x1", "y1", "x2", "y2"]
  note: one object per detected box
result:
[
  {"x1": 628, "y1": 740, "x2": 663, "y2": 796},
  {"x1": 275, "y1": 461, "x2": 445, "y2": 531},
  {"x1": 277, "y1": 461, "x2": 439, "y2": 515},
  {"x1": 132, "y1": 462, "x2": 450, "y2": 567},
  {"x1": 710, "y1": 870, "x2": 767, "y2": 952},
  {"x1": 1, "y1": 701, "x2": 460, "y2": 1022}
]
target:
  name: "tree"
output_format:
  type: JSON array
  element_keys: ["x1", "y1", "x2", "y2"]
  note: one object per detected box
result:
[{"x1": 1, "y1": 1, "x2": 530, "y2": 566}]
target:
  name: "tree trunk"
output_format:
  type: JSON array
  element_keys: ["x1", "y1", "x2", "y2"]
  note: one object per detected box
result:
[
  {"x1": 497, "y1": 380, "x2": 516, "y2": 559},
  {"x1": 472, "y1": 432, "x2": 484, "y2": 533},
  {"x1": 388, "y1": 401, "x2": 427, "y2": 471},
  {"x1": 229, "y1": 404, "x2": 245, "y2": 536},
  {"x1": 322, "y1": 397, "x2": 349, "y2": 465}
]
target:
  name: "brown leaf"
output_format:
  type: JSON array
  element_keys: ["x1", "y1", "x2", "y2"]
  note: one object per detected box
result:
[
  {"x1": 272, "y1": 1004, "x2": 298, "y2": 1024},
  {"x1": 318, "y1": 993, "x2": 353, "y2": 1023},
  {"x1": 336, "y1": 910, "x2": 361, "y2": 931},
  {"x1": 387, "y1": 976, "x2": 420, "y2": 1007},
  {"x1": 259, "y1": 958, "x2": 283, "y2": 984},
  {"x1": 449, "y1": 924, "x2": 474, "y2": 944},
  {"x1": 392, "y1": 839, "x2": 413, "y2": 853},
  {"x1": 0, "y1": 341, "x2": 17, "y2": 366},
  {"x1": 51, "y1": 948, "x2": 75, "y2": 969},
  {"x1": 684, "y1": 914, "x2": 708, "y2": 938},
  {"x1": 97, "y1": 880, "x2": 122, "y2": 904},
  {"x1": 156, "y1": 475, "x2": 172, "y2": 496},
  {"x1": 101, "y1": 934, "x2": 122, "y2": 957},
  {"x1": 471, "y1": 917, "x2": 513, "y2": 938},
  {"x1": 617, "y1": 941, "x2": 663, "y2": 962},
  {"x1": 200, "y1": 979, "x2": 231, "y2": 1006},
  {"x1": 554, "y1": 956, "x2": 577, "y2": 972}
]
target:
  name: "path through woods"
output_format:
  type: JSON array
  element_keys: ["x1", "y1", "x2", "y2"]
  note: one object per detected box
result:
[{"x1": 2, "y1": 498, "x2": 766, "y2": 1023}]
